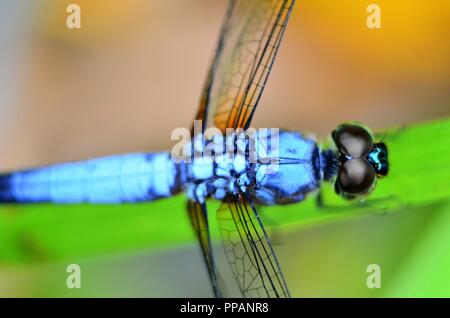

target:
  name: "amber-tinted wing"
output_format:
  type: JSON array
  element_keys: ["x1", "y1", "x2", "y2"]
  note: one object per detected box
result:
[
  {"x1": 195, "y1": 0, "x2": 295, "y2": 132},
  {"x1": 217, "y1": 192, "x2": 290, "y2": 298},
  {"x1": 187, "y1": 200, "x2": 223, "y2": 297}
]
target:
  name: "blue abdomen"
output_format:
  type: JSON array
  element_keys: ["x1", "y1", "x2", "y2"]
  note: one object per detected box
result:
[{"x1": 0, "y1": 152, "x2": 182, "y2": 203}]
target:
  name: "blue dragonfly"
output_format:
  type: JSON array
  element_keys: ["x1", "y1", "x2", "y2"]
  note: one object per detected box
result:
[{"x1": 0, "y1": 0, "x2": 388, "y2": 298}]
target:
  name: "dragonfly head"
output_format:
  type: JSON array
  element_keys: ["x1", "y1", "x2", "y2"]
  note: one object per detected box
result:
[{"x1": 331, "y1": 123, "x2": 388, "y2": 200}]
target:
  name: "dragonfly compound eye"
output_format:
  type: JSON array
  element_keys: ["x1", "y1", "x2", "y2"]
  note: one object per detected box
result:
[
  {"x1": 332, "y1": 124, "x2": 373, "y2": 158},
  {"x1": 337, "y1": 158, "x2": 376, "y2": 198}
]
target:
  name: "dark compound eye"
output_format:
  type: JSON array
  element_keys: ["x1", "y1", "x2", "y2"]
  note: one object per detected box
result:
[
  {"x1": 337, "y1": 158, "x2": 376, "y2": 197},
  {"x1": 332, "y1": 124, "x2": 373, "y2": 158}
]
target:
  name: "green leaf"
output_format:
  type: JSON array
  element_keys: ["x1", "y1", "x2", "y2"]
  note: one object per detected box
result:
[
  {"x1": 0, "y1": 117, "x2": 449, "y2": 263},
  {"x1": 383, "y1": 201, "x2": 450, "y2": 297}
]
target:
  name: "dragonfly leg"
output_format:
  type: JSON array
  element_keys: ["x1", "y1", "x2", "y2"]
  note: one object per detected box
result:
[
  {"x1": 316, "y1": 188, "x2": 399, "y2": 213},
  {"x1": 315, "y1": 189, "x2": 366, "y2": 210}
]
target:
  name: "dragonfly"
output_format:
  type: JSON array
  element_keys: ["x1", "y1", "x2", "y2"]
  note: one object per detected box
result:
[{"x1": 0, "y1": 0, "x2": 389, "y2": 298}]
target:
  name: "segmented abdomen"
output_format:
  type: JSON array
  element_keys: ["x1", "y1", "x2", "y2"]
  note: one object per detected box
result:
[{"x1": 0, "y1": 152, "x2": 180, "y2": 203}]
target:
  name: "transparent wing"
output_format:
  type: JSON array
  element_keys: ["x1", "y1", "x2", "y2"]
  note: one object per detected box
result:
[
  {"x1": 195, "y1": 0, "x2": 295, "y2": 132},
  {"x1": 187, "y1": 200, "x2": 223, "y2": 297},
  {"x1": 217, "y1": 192, "x2": 291, "y2": 298}
]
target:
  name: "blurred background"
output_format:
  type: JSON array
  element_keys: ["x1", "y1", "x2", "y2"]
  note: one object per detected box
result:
[{"x1": 0, "y1": 0, "x2": 449, "y2": 297}]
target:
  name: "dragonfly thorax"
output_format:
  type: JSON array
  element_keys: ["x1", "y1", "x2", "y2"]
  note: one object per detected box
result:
[
  {"x1": 184, "y1": 132, "x2": 256, "y2": 203},
  {"x1": 183, "y1": 130, "x2": 337, "y2": 205},
  {"x1": 252, "y1": 130, "x2": 335, "y2": 205}
]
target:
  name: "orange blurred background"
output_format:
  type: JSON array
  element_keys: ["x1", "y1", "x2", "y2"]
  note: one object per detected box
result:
[
  {"x1": 0, "y1": 0, "x2": 449, "y2": 298},
  {"x1": 0, "y1": 0, "x2": 448, "y2": 171}
]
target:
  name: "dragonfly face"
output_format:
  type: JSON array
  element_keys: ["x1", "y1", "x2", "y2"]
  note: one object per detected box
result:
[{"x1": 332, "y1": 123, "x2": 389, "y2": 200}]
